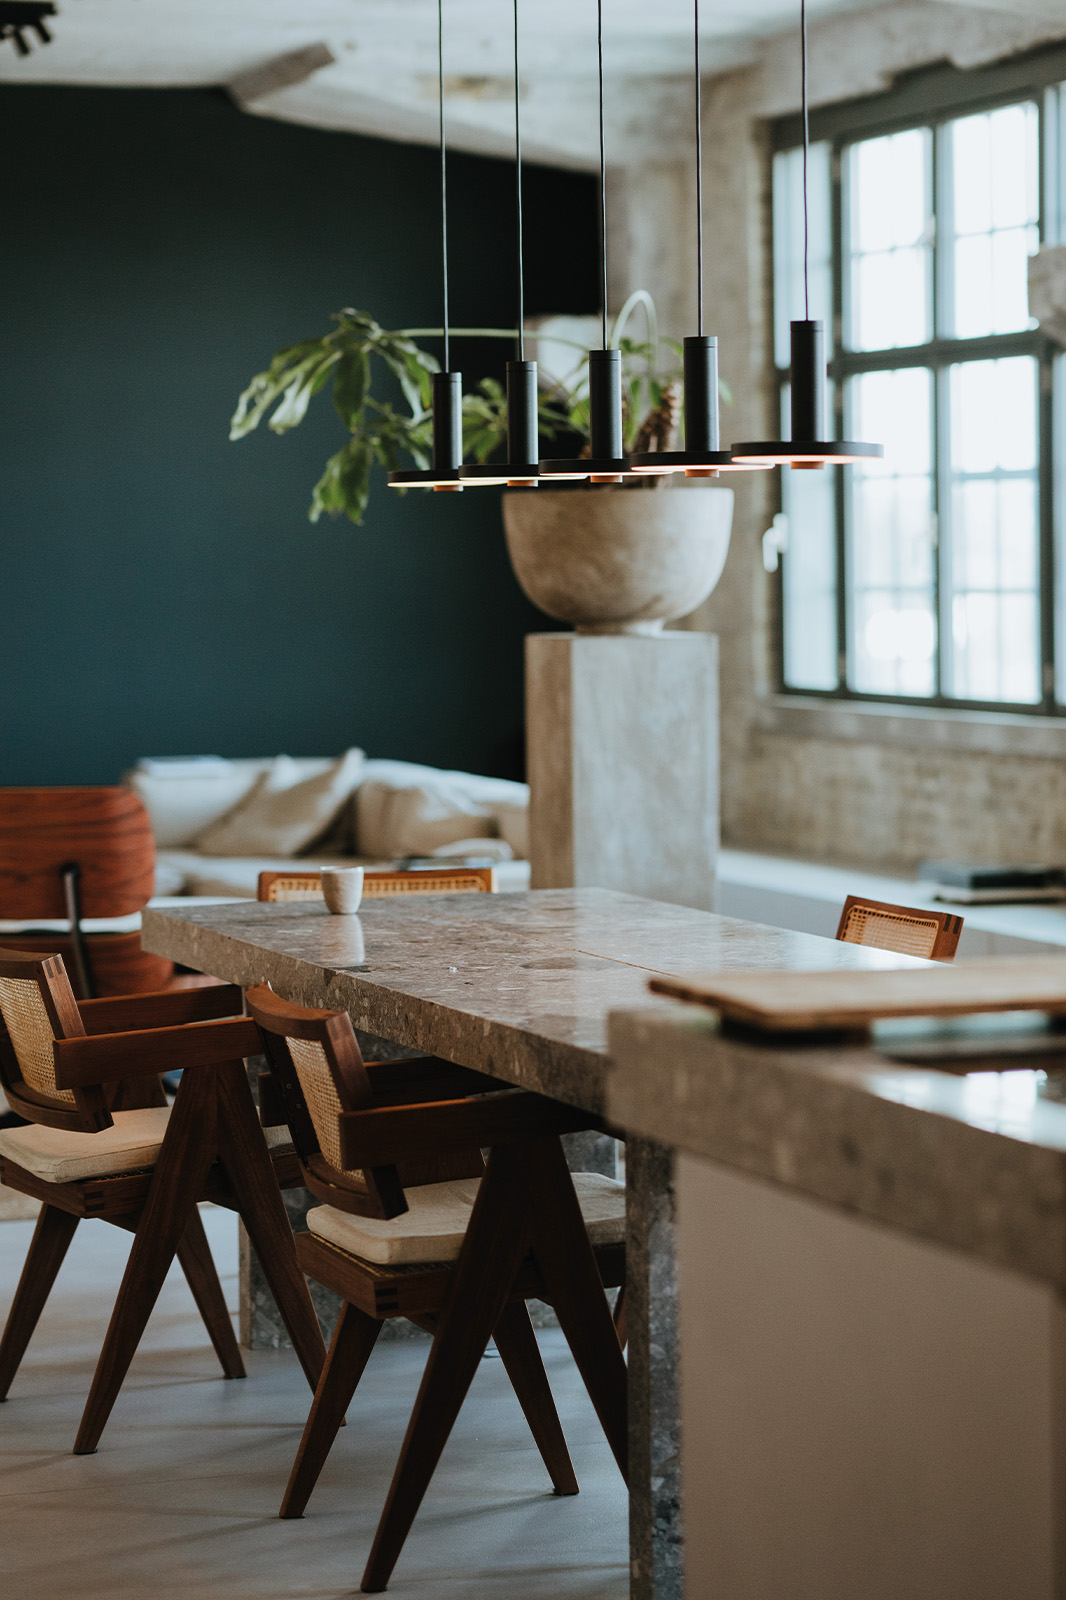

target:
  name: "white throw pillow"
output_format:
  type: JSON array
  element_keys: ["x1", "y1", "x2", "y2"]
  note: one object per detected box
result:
[
  {"x1": 194, "y1": 749, "x2": 366, "y2": 858},
  {"x1": 355, "y1": 762, "x2": 529, "y2": 858}
]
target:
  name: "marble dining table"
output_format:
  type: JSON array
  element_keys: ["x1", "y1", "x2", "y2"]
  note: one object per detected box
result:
[{"x1": 142, "y1": 886, "x2": 925, "y2": 1600}]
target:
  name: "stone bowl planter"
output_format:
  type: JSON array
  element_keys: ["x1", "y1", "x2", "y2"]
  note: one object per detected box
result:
[{"x1": 502, "y1": 482, "x2": 734, "y2": 635}]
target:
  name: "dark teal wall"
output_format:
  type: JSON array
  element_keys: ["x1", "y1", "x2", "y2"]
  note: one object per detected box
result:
[{"x1": 0, "y1": 87, "x2": 596, "y2": 784}]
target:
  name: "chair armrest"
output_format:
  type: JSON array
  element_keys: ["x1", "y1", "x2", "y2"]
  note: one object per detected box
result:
[
  {"x1": 54, "y1": 1016, "x2": 262, "y2": 1089},
  {"x1": 364, "y1": 1058, "x2": 504, "y2": 1105},
  {"x1": 339, "y1": 1090, "x2": 600, "y2": 1169},
  {"x1": 77, "y1": 985, "x2": 244, "y2": 1035}
]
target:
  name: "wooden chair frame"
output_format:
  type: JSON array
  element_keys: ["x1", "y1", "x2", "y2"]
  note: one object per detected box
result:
[
  {"x1": 836, "y1": 895, "x2": 963, "y2": 962},
  {"x1": 0, "y1": 950, "x2": 326, "y2": 1454},
  {"x1": 246, "y1": 984, "x2": 627, "y2": 1594},
  {"x1": 257, "y1": 866, "x2": 497, "y2": 903}
]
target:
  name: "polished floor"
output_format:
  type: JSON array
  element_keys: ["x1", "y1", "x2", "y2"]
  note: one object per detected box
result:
[{"x1": 0, "y1": 1208, "x2": 628, "y2": 1600}]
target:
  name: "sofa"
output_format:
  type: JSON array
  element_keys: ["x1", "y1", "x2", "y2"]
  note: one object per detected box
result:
[{"x1": 124, "y1": 751, "x2": 532, "y2": 899}]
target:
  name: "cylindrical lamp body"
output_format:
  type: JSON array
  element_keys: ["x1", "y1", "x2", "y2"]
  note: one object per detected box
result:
[
  {"x1": 790, "y1": 320, "x2": 826, "y2": 441},
  {"x1": 507, "y1": 360, "x2": 538, "y2": 465},
  {"x1": 432, "y1": 371, "x2": 463, "y2": 472},
  {"x1": 683, "y1": 335, "x2": 720, "y2": 452},
  {"x1": 588, "y1": 348, "x2": 623, "y2": 461}
]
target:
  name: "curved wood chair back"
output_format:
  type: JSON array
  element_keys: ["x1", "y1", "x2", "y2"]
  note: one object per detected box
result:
[
  {"x1": 245, "y1": 983, "x2": 485, "y2": 1220},
  {"x1": 257, "y1": 866, "x2": 497, "y2": 903},
  {"x1": 836, "y1": 895, "x2": 963, "y2": 962},
  {"x1": 0, "y1": 948, "x2": 112, "y2": 1131},
  {"x1": 0, "y1": 787, "x2": 162, "y2": 999},
  {"x1": 0, "y1": 787, "x2": 155, "y2": 918}
]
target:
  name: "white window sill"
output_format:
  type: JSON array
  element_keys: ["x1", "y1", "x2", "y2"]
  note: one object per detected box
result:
[{"x1": 754, "y1": 694, "x2": 1066, "y2": 759}]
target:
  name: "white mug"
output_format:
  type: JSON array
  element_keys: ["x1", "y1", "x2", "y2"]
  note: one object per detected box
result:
[{"x1": 320, "y1": 866, "x2": 364, "y2": 914}]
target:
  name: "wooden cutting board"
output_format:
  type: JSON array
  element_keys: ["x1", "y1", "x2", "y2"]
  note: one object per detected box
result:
[{"x1": 649, "y1": 956, "x2": 1066, "y2": 1032}]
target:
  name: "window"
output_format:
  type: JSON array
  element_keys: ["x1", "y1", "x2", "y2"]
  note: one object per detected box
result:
[{"x1": 774, "y1": 50, "x2": 1066, "y2": 714}]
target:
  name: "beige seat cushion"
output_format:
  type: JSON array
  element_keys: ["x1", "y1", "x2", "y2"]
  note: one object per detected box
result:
[
  {"x1": 307, "y1": 1170, "x2": 625, "y2": 1267},
  {"x1": 0, "y1": 1109, "x2": 293, "y2": 1184},
  {"x1": 0, "y1": 1107, "x2": 173, "y2": 1184}
]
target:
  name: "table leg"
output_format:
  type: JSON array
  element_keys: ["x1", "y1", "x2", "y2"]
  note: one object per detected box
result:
[{"x1": 627, "y1": 1137, "x2": 683, "y2": 1600}]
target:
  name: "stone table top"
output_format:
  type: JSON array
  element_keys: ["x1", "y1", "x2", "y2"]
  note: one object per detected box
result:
[
  {"x1": 606, "y1": 1001, "x2": 1066, "y2": 1287},
  {"x1": 142, "y1": 888, "x2": 923, "y2": 1115}
]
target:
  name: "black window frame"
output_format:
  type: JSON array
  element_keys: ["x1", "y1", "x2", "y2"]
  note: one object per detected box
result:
[{"x1": 772, "y1": 42, "x2": 1066, "y2": 716}]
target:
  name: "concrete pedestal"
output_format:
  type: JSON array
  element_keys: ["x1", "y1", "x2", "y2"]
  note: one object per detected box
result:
[{"x1": 526, "y1": 632, "x2": 719, "y2": 911}]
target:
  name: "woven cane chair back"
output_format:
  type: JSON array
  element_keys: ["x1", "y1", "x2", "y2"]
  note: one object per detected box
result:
[
  {"x1": 0, "y1": 950, "x2": 112, "y2": 1131},
  {"x1": 257, "y1": 867, "x2": 497, "y2": 904},
  {"x1": 835, "y1": 896, "x2": 963, "y2": 963}
]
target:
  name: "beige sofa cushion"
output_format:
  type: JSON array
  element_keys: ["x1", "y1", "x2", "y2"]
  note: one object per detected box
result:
[
  {"x1": 306, "y1": 1170, "x2": 624, "y2": 1266},
  {"x1": 0, "y1": 1107, "x2": 172, "y2": 1183},
  {"x1": 355, "y1": 762, "x2": 530, "y2": 858},
  {"x1": 195, "y1": 749, "x2": 365, "y2": 858}
]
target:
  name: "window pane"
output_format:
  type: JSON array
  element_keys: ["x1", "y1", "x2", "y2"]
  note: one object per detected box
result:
[
  {"x1": 846, "y1": 369, "x2": 937, "y2": 697},
  {"x1": 773, "y1": 142, "x2": 832, "y2": 369},
  {"x1": 1047, "y1": 84, "x2": 1065, "y2": 247},
  {"x1": 946, "y1": 103, "x2": 1039, "y2": 338},
  {"x1": 945, "y1": 357, "x2": 1040, "y2": 703},
  {"x1": 1049, "y1": 353, "x2": 1056, "y2": 704},
  {"x1": 781, "y1": 384, "x2": 838, "y2": 689},
  {"x1": 845, "y1": 128, "x2": 932, "y2": 351}
]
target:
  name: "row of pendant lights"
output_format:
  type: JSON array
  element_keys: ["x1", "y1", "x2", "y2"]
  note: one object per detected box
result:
[{"x1": 387, "y1": 0, "x2": 882, "y2": 497}]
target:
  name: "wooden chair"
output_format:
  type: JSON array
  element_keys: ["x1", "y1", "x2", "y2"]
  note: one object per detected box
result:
[
  {"x1": 246, "y1": 983, "x2": 628, "y2": 1594},
  {"x1": 836, "y1": 895, "x2": 963, "y2": 962},
  {"x1": 257, "y1": 866, "x2": 497, "y2": 903},
  {"x1": 0, "y1": 786, "x2": 173, "y2": 997},
  {"x1": 0, "y1": 949, "x2": 327, "y2": 1453}
]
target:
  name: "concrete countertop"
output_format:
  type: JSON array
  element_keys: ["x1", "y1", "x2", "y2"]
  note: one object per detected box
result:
[{"x1": 607, "y1": 1001, "x2": 1066, "y2": 1289}]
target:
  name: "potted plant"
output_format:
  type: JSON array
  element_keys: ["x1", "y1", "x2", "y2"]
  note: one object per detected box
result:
[{"x1": 231, "y1": 293, "x2": 734, "y2": 634}]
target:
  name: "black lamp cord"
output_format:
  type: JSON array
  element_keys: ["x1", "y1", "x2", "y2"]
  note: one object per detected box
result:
[
  {"x1": 694, "y1": 0, "x2": 703, "y2": 337},
  {"x1": 439, "y1": 0, "x2": 450, "y2": 371},
  {"x1": 597, "y1": 0, "x2": 608, "y2": 351},
  {"x1": 514, "y1": 0, "x2": 524, "y2": 361},
  {"x1": 800, "y1": 0, "x2": 810, "y2": 321}
]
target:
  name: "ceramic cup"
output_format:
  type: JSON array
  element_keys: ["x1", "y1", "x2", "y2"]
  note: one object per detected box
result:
[{"x1": 320, "y1": 866, "x2": 364, "y2": 914}]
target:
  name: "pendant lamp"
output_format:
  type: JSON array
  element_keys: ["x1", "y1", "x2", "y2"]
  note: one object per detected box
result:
[
  {"x1": 731, "y1": 0, "x2": 881, "y2": 470},
  {"x1": 460, "y1": 0, "x2": 539, "y2": 488},
  {"x1": 388, "y1": 0, "x2": 464, "y2": 492},
  {"x1": 539, "y1": 0, "x2": 629, "y2": 485},
  {"x1": 630, "y1": 1, "x2": 766, "y2": 479}
]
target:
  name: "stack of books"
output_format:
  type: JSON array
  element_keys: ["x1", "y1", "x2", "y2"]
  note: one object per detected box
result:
[{"x1": 917, "y1": 862, "x2": 1066, "y2": 905}]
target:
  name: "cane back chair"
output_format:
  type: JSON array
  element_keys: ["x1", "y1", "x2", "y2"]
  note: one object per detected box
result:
[
  {"x1": 0, "y1": 949, "x2": 326, "y2": 1453},
  {"x1": 0, "y1": 786, "x2": 173, "y2": 997},
  {"x1": 836, "y1": 895, "x2": 963, "y2": 962},
  {"x1": 246, "y1": 983, "x2": 628, "y2": 1594},
  {"x1": 257, "y1": 866, "x2": 497, "y2": 903}
]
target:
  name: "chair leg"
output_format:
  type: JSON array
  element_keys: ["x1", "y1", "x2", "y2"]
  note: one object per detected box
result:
[
  {"x1": 492, "y1": 1300, "x2": 578, "y2": 1496},
  {"x1": 526, "y1": 1137, "x2": 629, "y2": 1482},
  {"x1": 0, "y1": 1205, "x2": 79, "y2": 1400},
  {"x1": 73, "y1": 1070, "x2": 219, "y2": 1455},
  {"x1": 360, "y1": 1146, "x2": 537, "y2": 1593},
  {"x1": 216, "y1": 1060, "x2": 326, "y2": 1395},
  {"x1": 280, "y1": 1301, "x2": 381, "y2": 1520},
  {"x1": 175, "y1": 1206, "x2": 246, "y2": 1380}
]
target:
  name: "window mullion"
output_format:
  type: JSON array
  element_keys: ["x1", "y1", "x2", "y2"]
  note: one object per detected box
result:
[{"x1": 832, "y1": 141, "x2": 847, "y2": 689}]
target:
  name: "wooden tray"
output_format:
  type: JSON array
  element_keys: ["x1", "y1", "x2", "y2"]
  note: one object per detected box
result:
[{"x1": 649, "y1": 957, "x2": 1066, "y2": 1033}]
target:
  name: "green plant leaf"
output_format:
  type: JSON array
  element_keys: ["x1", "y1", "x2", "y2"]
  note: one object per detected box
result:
[{"x1": 333, "y1": 349, "x2": 370, "y2": 430}]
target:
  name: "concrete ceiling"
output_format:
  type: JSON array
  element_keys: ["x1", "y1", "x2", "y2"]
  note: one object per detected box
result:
[{"x1": 0, "y1": 0, "x2": 1060, "y2": 168}]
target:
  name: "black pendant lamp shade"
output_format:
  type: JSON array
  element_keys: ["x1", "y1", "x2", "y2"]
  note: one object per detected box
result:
[
  {"x1": 388, "y1": 371, "x2": 464, "y2": 490},
  {"x1": 539, "y1": 0, "x2": 629, "y2": 485},
  {"x1": 460, "y1": 0, "x2": 541, "y2": 488},
  {"x1": 389, "y1": 0, "x2": 464, "y2": 493},
  {"x1": 540, "y1": 348, "x2": 629, "y2": 482},
  {"x1": 732, "y1": 1, "x2": 880, "y2": 470},
  {"x1": 630, "y1": 1, "x2": 765, "y2": 478},
  {"x1": 733, "y1": 320, "x2": 881, "y2": 467}
]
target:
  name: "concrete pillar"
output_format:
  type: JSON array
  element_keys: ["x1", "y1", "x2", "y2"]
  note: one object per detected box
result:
[{"x1": 526, "y1": 631, "x2": 719, "y2": 912}]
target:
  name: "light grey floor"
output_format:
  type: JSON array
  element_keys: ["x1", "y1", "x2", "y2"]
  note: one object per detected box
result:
[{"x1": 0, "y1": 1207, "x2": 627, "y2": 1600}]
